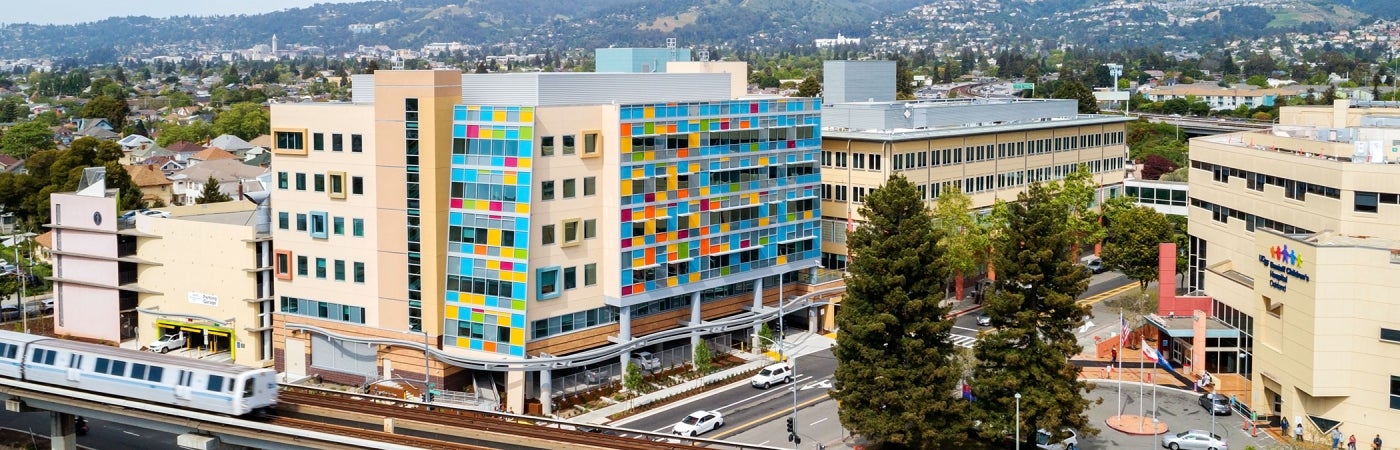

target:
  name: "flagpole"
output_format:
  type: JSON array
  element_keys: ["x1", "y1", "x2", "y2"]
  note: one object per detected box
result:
[
  {"x1": 1117, "y1": 313, "x2": 1124, "y2": 415},
  {"x1": 1138, "y1": 339, "x2": 1146, "y2": 432}
]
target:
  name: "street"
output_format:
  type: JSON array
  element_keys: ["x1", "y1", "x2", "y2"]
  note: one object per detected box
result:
[{"x1": 0, "y1": 410, "x2": 179, "y2": 449}]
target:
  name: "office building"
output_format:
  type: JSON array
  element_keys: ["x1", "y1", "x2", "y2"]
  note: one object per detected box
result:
[
  {"x1": 269, "y1": 68, "x2": 822, "y2": 414},
  {"x1": 1185, "y1": 100, "x2": 1400, "y2": 439}
]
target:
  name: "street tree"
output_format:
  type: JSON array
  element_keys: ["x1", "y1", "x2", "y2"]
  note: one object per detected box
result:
[
  {"x1": 0, "y1": 121, "x2": 56, "y2": 159},
  {"x1": 155, "y1": 121, "x2": 215, "y2": 146},
  {"x1": 1051, "y1": 79, "x2": 1100, "y2": 114},
  {"x1": 195, "y1": 176, "x2": 232, "y2": 204},
  {"x1": 758, "y1": 323, "x2": 774, "y2": 353},
  {"x1": 213, "y1": 102, "x2": 270, "y2": 141},
  {"x1": 931, "y1": 185, "x2": 989, "y2": 301},
  {"x1": 1052, "y1": 165, "x2": 1105, "y2": 258},
  {"x1": 693, "y1": 342, "x2": 713, "y2": 374},
  {"x1": 1102, "y1": 205, "x2": 1176, "y2": 311},
  {"x1": 971, "y1": 182, "x2": 1097, "y2": 447},
  {"x1": 796, "y1": 76, "x2": 821, "y2": 98},
  {"x1": 623, "y1": 362, "x2": 644, "y2": 395},
  {"x1": 832, "y1": 174, "x2": 968, "y2": 448},
  {"x1": 78, "y1": 95, "x2": 131, "y2": 130}
]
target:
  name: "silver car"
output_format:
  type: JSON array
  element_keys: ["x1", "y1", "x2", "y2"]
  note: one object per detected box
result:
[{"x1": 1161, "y1": 429, "x2": 1227, "y2": 450}]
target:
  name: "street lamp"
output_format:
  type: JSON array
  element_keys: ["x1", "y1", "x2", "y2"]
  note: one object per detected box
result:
[{"x1": 1014, "y1": 392, "x2": 1022, "y2": 449}]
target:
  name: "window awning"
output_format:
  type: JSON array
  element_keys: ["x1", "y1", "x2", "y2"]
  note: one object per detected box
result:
[{"x1": 1307, "y1": 415, "x2": 1341, "y2": 434}]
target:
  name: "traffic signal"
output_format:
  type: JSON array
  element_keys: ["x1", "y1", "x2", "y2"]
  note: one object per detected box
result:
[{"x1": 786, "y1": 417, "x2": 794, "y2": 434}]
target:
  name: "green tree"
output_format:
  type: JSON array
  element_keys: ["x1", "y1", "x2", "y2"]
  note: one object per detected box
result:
[
  {"x1": 78, "y1": 95, "x2": 130, "y2": 130},
  {"x1": 757, "y1": 323, "x2": 774, "y2": 352},
  {"x1": 1051, "y1": 79, "x2": 1100, "y2": 114},
  {"x1": 971, "y1": 182, "x2": 1096, "y2": 447},
  {"x1": 195, "y1": 176, "x2": 232, "y2": 204},
  {"x1": 1245, "y1": 75, "x2": 1269, "y2": 88},
  {"x1": 155, "y1": 121, "x2": 214, "y2": 146},
  {"x1": 895, "y1": 57, "x2": 914, "y2": 100},
  {"x1": 213, "y1": 102, "x2": 270, "y2": 141},
  {"x1": 1053, "y1": 165, "x2": 1106, "y2": 257},
  {"x1": 623, "y1": 362, "x2": 644, "y2": 394},
  {"x1": 1102, "y1": 206, "x2": 1176, "y2": 305},
  {"x1": 693, "y1": 342, "x2": 713, "y2": 374},
  {"x1": 832, "y1": 174, "x2": 968, "y2": 448},
  {"x1": 0, "y1": 121, "x2": 56, "y2": 159},
  {"x1": 931, "y1": 185, "x2": 989, "y2": 301},
  {"x1": 796, "y1": 76, "x2": 822, "y2": 98}
]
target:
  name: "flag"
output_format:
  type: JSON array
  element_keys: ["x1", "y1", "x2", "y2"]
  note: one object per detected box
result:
[
  {"x1": 1119, "y1": 313, "x2": 1130, "y2": 348},
  {"x1": 1141, "y1": 339, "x2": 1175, "y2": 372}
]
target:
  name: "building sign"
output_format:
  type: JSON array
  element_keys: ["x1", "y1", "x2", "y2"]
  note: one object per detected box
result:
[
  {"x1": 1259, "y1": 245, "x2": 1309, "y2": 292},
  {"x1": 188, "y1": 291, "x2": 218, "y2": 307}
]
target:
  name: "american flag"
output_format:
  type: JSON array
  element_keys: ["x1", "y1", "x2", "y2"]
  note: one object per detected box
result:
[{"x1": 1119, "y1": 313, "x2": 1129, "y2": 348}]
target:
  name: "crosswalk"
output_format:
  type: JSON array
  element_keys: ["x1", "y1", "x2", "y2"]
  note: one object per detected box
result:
[{"x1": 950, "y1": 334, "x2": 978, "y2": 348}]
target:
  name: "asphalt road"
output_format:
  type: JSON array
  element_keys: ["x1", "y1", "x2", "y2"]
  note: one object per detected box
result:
[
  {"x1": 614, "y1": 347, "x2": 838, "y2": 439},
  {"x1": 0, "y1": 410, "x2": 179, "y2": 449}
]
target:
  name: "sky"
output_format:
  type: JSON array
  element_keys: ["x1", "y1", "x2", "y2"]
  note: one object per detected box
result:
[{"x1": 4, "y1": 0, "x2": 364, "y2": 26}]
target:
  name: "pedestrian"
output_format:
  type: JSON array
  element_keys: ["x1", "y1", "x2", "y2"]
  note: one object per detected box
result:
[
  {"x1": 1335, "y1": 428, "x2": 1345, "y2": 449},
  {"x1": 1281, "y1": 417, "x2": 1289, "y2": 436},
  {"x1": 1375, "y1": 434, "x2": 1383, "y2": 450},
  {"x1": 1110, "y1": 347, "x2": 1118, "y2": 365},
  {"x1": 1350, "y1": 434, "x2": 1358, "y2": 450},
  {"x1": 1295, "y1": 423, "x2": 1304, "y2": 442}
]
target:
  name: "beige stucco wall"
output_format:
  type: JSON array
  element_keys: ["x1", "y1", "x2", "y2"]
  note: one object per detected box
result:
[
  {"x1": 1189, "y1": 106, "x2": 1400, "y2": 441},
  {"x1": 134, "y1": 201, "x2": 269, "y2": 367},
  {"x1": 667, "y1": 61, "x2": 749, "y2": 99},
  {"x1": 269, "y1": 102, "x2": 384, "y2": 327}
]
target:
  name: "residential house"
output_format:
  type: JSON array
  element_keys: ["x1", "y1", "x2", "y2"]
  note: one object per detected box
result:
[
  {"x1": 248, "y1": 134, "x2": 271, "y2": 149},
  {"x1": 166, "y1": 141, "x2": 205, "y2": 162},
  {"x1": 75, "y1": 118, "x2": 119, "y2": 140},
  {"x1": 168, "y1": 158, "x2": 269, "y2": 205},
  {"x1": 0, "y1": 155, "x2": 24, "y2": 174},
  {"x1": 121, "y1": 164, "x2": 174, "y2": 206},
  {"x1": 208, "y1": 134, "x2": 256, "y2": 158},
  {"x1": 188, "y1": 147, "x2": 238, "y2": 164},
  {"x1": 128, "y1": 143, "x2": 176, "y2": 166},
  {"x1": 50, "y1": 126, "x2": 73, "y2": 146},
  {"x1": 116, "y1": 134, "x2": 155, "y2": 151},
  {"x1": 29, "y1": 231, "x2": 52, "y2": 266}
]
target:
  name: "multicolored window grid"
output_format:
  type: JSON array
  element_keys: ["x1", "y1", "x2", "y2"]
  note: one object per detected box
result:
[
  {"x1": 445, "y1": 105, "x2": 534, "y2": 357},
  {"x1": 617, "y1": 99, "x2": 822, "y2": 298}
]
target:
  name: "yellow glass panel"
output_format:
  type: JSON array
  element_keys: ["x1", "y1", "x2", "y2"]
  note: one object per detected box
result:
[
  {"x1": 511, "y1": 329, "x2": 524, "y2": 345},
  {"x1": 778, "y1": 255, "x2": 787, "y2": 265},
  {"x1": 467, "y1": 106, "x2": 481, "y2": 111},
  {"x1": 446, "y1": 306, "x2": 458, "y2": 319},
  {"x1": 690, "y1": 273, "x2": 701, "y2": 283},
  {"x1": 488, "y1": 230, "x2": 502, "y2": 246},
  {"x1": 517, "y1": 158, "x2": 531, "y2": 168},
  {"x1": 721, "y1": 223, "x2": 730, "y2": 232},
  {"x1": 620, "y1": 138, "x2": 631, "y2": 153},
  {"x1": 654, "y1": 191, "x2": 666, "y2": 201},
  {"x1": 515, "y1": 203, "x2": 530, "y2": 214},
  {"x1": 759, "y1": 217, "x2": 769, "y2": 227},
  {"x1": 804, "y1": 211, "x2": 813, "y2": 219},
  {"x1": 700, "y1": 187, "x2": 710, "y2": 196},
  {"x1": 457, "y1": 337, "x2": 470, "y2": 348},
  {"x1": 759, "y1": 157, "x2": 768, "y2": 166},
  {"x1": 633, "y1": 258, "x2": 645, "y2": 268},
  {"x1": 520, "y1": 110, "x2": 533, "y2": 122},
  {"x1": 646, "y1": 221, "x2": 655, "y2": 234},
  {"x1": 493, "y1": 111, "x2": 506, "y2": 121},
  {"x1": 644, "y1": 107, "x2": 655, "y2": 118},
  {"x1": 633, "y1": 167, "x2": 645, "y2": 178},
  {"x1": 504, "y1": 173, "x2": 517, "y2": 184},
  {"x1": 486, "y1": 258, "x2": 500, "y2": 269},
  {"x1": 688, "y1": 134, "x2": 700, "y2": 148},
  {"x1": 644, "y1": 151, "x2": 654, "y2": 161},
  {"x1": 621, "y1": 181, "x2": 632, "y2": 196}
]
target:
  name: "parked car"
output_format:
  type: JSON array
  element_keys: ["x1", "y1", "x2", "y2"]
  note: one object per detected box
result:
[
  {"x1": 749, "y1": 363, "x2": 793, "y2": 389},
  {"x1": 1080, "y1": 255, "x2": 1106, "y2": 274},
  {"x1": 0, "y1": 305, "x2": 18, "y2": 321},
  {"x1": 631, "y1": 351, "x2": 661, "y2": 372},
  {"x1": 1036, "y1": 428, "x2": 1080, "y2": 450},
  {"x1": 977, "y1": 313, "x2": 993, "y2": 327},
  {"x1": 1198, "y1": 393, "x2": 1231, "y2": 415},
  {"x1": 148, "y1": 332, "x2": 186, "y2": 353},
  {"x1": 672, "y1": 410, "x2": 723, "y2": 436},
  {"x1": 39, "y1": 299, "x2": 53, "y2": 315},
  {"x1": 1161, "y1": 429, "x2": 1227, "y2": 450}
]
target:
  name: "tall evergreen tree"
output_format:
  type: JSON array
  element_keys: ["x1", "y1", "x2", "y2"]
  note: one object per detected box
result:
[
  {"x1": 971, "y1": 182, "x2": 1096, "y2": 446},
  {"x1": 832, "y1": 175, "x2": 968, "y2": 448},
  {"x1": 1051, "y1": 79, "x2": 1100, "y2": 114},
  {"x1": 796, "y1": 76, "x2": 822, "y2": 98},
  {"x1": 195, "y1": 176, "x2": 232, "y2": 204}
]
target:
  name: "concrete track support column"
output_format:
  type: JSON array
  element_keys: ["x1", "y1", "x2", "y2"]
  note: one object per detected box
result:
[
  {"x1": 540, "y1": 369, "x2": 553, "y2": 417},
  {"x1": 50, "y1": 411, "x2": 76, "y2": 450}
]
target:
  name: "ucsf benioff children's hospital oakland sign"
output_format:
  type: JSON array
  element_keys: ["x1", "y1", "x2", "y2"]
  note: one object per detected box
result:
[{"x1": 1259, "y1": 244, "x2": 1310, "y2": 292}]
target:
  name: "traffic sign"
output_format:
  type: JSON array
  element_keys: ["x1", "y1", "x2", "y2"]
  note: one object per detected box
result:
[{"x1": 1013, "y1": 83, "x2": 1035, "y2": 90}]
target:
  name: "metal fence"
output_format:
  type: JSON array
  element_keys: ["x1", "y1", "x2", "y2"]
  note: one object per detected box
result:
[{"x1": 549, "y1": 334, "x2": 740, "y2": 399}]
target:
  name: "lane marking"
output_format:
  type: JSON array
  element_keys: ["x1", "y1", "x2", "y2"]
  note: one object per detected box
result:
[
  {"x1": 809, "y1": 418, "x2": 828, "y2": 427},
  {"x1": 652, "y1": 375, "x2": 819, "y2": 433},
  {"x1": 712, "y1": 394, "x2": 828, "y2": 439},
  {"x1": 123, "y1": 430, "x2": 140, "y2": 437},
  {"x1": 1077, "y1": 282, "x2": 1137, "y2": 307},
  {"x1": 951, "y1": 325, "x2": 982, "y2": 333},
  {"x1": 759, "y1": 440, "x2": 770, "y2": 446}
]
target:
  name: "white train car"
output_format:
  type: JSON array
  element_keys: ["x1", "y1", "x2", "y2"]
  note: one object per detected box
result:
[
  {"x1": 11, "y1": 330, "x2": 277, "y2": 416},
  {"x1": 0, "y1": 331, "x2": 48, "y2": 379}
]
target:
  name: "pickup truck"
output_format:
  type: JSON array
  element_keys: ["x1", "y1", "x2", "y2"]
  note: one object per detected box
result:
[{"x1": 149, "y1": 333, "x2": 186, "y2": 353}]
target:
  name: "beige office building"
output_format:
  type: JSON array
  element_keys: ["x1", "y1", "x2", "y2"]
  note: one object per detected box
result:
[
  {"x1": 1187, "y1": 100, "x2": 1400, "y2": 440},
  {"x1": 816, "y1": 98, "x2": 1132, "y2": 280}
]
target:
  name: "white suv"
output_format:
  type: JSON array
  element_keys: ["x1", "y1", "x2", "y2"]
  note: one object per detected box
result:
[
  {"x1": 631, "y1": 351, "x2": 661, "y2": 372},
  {"x1": 149, "y1": 333, "x2": 186, "y2": 353},
  {"x1": 750, "y1": 363, "x2": 793, "y2": 389}
]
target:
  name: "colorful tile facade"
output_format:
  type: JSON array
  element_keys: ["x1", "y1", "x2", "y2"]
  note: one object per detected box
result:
[
  {"x1": 446, "y1": 105, "x2": 533, "y2": 357},
  {"x1": 617, "y1": 99, "x2": 823, "y2": 297}
]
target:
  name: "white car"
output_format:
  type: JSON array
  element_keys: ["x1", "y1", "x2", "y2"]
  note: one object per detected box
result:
[
  {"x1": 148, "y1": 332, "x2": 186, "y2": 353},
  {"x1": 749, "y1": 363, "x2": 793, "y2": 389},
  {"x1": 672, "y1": 410, "x2": 723, "y2": 436},
  {"x1": 631, "y1": 351, "x2": 661, "y2": 372},
  {"x1": 1161, "y1": 429, "x2": 1227, "y2": 450}
]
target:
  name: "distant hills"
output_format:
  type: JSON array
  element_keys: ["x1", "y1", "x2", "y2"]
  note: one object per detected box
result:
[{"x1": 0, "y1": 0, "x2": 1397, "y2": 60}]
